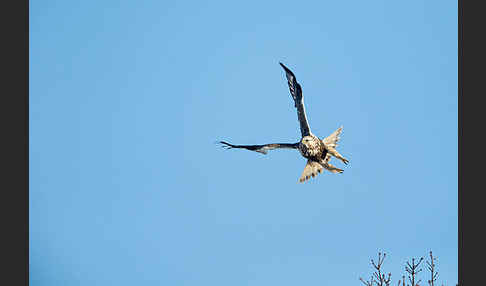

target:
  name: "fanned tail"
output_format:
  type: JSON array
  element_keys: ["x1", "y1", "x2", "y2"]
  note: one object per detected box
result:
[{"x1": 298, "y1": 160, "x2": 324, "y2": 183}]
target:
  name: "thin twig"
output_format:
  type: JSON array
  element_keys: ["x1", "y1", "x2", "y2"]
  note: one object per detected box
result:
[{"x1": 426, "y1": 251, "x2": 439, "y2": 286}]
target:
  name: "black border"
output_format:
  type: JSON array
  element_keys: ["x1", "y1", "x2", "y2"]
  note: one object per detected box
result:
[
  {"x1": 459, "y1": 0, "x2": 484, "y2": 285},
  {"x1": 1, "y1": 0, "x2": 28, "y2": 285}
]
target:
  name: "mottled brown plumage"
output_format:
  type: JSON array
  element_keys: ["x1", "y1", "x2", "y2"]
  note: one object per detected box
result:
[{"x1": 220, "y1": 63, "x2": 349, "y2": 183}]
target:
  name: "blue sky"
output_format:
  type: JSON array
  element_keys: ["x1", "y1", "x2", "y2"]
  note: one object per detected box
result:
[{"x1": 30, "y1": 0, "x2": 457, "y2": 285}]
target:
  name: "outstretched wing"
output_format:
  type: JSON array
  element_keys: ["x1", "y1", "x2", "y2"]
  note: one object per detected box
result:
[
  {"x1": 219, "y1": 141, "x2": 299, "y2": 155},
  {"x1": 322, "y1": 126, "x2": 343, "y2": 148},
  {"x1": 279, "y1": 62, "x2": 311, "y2": 137}
]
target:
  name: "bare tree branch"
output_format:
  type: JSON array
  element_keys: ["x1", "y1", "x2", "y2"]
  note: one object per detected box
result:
[
  {"x1": 360, "y1": 252, "x2": 392, "y2": 286},
  {"x1": 360, "y1": 276, "x2": 374, "y2": 286},
  {"x1": 426, "y1": 251, "x2": 439, "y2": 286},
  {"x1": 405, "y1": 257, "x2": 424, "y2": 286},
  {"x1": 360, "y1": 251, "x2": 451, "y2": 286}
]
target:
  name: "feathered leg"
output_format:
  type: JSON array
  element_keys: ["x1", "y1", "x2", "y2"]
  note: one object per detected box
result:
[
  {"x1": 327, "y1": 147, "x2": 349, "y2": 165},
  {"x1": 320, "y1": 161, "x2": 344, "y2": 173}
]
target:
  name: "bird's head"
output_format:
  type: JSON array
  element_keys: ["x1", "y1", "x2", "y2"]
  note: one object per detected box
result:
[{"x1": 301, "y1": 136, "x2": 314, "y2": 147}]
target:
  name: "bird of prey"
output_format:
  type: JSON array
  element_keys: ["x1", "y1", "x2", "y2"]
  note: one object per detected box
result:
[{"x1": 220, "y1": 63, "x2": 349, "y2": 183}]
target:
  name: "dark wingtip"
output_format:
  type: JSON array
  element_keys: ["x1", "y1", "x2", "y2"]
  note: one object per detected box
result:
[
  {"x1": 279, "y1": 62, "x2": 294, "y2": 75},
  {"x1": 219, "y1": 141, "x2": 234, "y2": 150}
]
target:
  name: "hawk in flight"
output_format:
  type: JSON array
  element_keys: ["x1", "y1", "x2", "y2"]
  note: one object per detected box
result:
[{"x1": 220, "y1": 63, "x2": 349, "y2": 183}]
